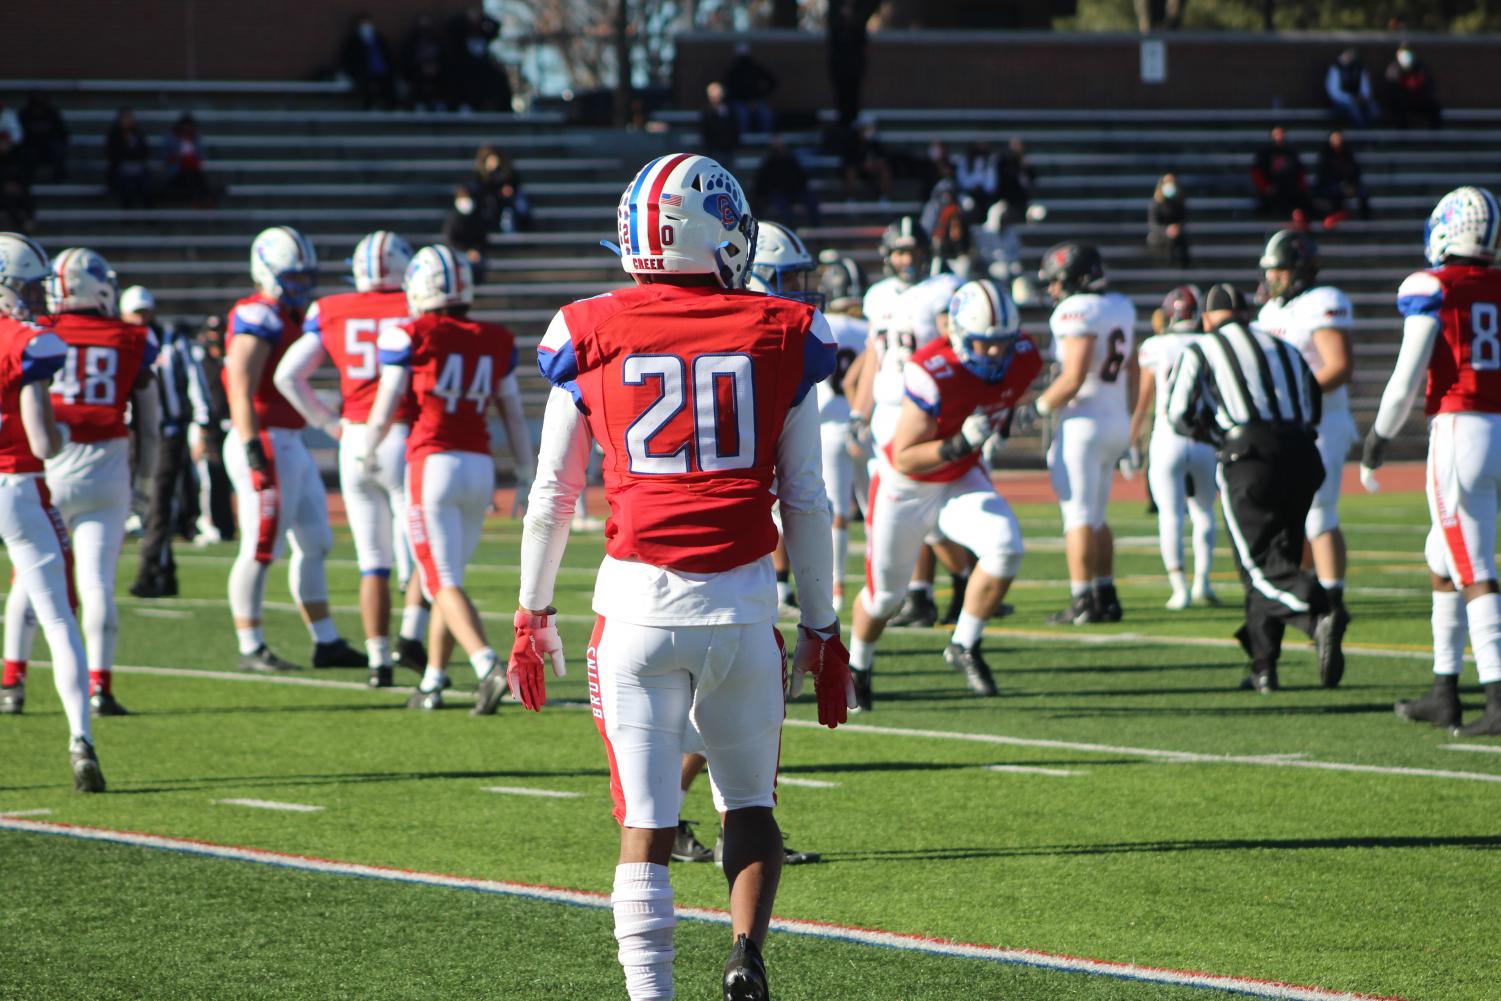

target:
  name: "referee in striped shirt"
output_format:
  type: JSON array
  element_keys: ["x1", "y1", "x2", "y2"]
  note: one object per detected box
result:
[{"x1": 1165, "y1": 283, "x2": 1343, "y2": 692}]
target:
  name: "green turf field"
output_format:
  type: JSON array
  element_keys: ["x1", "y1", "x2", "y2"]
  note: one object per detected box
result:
[{"x1": 2, "y1": 487, "x2": 1497, "y2": 1001}]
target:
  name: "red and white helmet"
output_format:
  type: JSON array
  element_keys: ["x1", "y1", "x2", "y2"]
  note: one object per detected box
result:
[
  {"x1": 250, "y1": 226, "x2": 319, "y2": 308},
  {"x1": 0, "y1": 232, "x2": 49, "y2": 321},
  {"x1": 47, "y1": 247, "x2": 119, "y2": 317},
  {"x1": 404, "y1": 244, "x2": 473, "y2": 314},
  {"x1": 351, "y1": 230, "x2": 414, "y2": 293},
  {"x1": 615, "y1": 153, "x2": 757, "y2": 288}
]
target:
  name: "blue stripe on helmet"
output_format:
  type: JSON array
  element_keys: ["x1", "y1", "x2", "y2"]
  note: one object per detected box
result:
[
  {"x1": 1482, "y1": 189, "x2": 1500, "y2": 251},
  {"x1": 366, "y1": 233, "x2": 379, "y2": 284},
  {"x1": 626, "y1": 157, "x2": 663, "y2": 256},
  {"x1": 436, "y1": 245, "x2": 453, "y2": 293}
]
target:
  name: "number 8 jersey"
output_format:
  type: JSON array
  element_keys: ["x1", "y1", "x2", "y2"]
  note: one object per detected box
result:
[
  {"x1": 538, "y1": 282, "x2": 836, "y2": 573},
  {"x1": 1398, "y1": 264, "x2": 1501, "y2": 415},
  {"x1": 377, "y1": 313, "x2": 518, "y2": 460},
  {"x1": 1047, "y1": 291, "x2": 1137, "y2": 420}
]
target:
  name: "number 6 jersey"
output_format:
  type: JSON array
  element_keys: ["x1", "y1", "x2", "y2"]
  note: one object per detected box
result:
[
  {"x1": 1047, "y1": 290, "x2": 1137, "y2": 420},
  {"x1": 1398, "y1": 264, "x2": 1501, "y2": 415},
  {"x1": 538, "y1": 282, "x2": 836, "y2": 573}
]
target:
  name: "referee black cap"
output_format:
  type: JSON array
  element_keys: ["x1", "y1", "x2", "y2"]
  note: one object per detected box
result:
[{"x1": 1203, "y1": 282, "x2": 1251, "y2": 318}]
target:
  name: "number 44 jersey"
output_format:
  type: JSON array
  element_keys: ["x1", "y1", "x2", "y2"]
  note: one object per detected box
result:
[
  {"x1": 538, "y1": 282, "x2": 836, "y2": 574},
  {"x1": 1047, "y1": 291, "x2": 1137, "y2": 420},
  {"x1": 1398, "y1": 264, "x2": 1501, "y2": 415},
  {"x1": 43, "y1": 313, "x2": 158, "y2": 443}
]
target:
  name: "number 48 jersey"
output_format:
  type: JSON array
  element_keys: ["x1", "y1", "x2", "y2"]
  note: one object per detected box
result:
[
  {"x1": 43, "y1": 313, "x2": 157, "y2": 443},
  {"x1": 1398, "y1": 264, "x2": 1501, "y2": 415},
  {"x1": 1047, "y1": 291, "x2": 1137, "y2": 419},
  {"x1": 303, "y1": 289, "x2": 417, "y2": 424}
]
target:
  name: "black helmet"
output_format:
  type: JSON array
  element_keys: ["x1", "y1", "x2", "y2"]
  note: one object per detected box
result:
[
  {"x1": 1038, "y1": 241, "x2": 1107, "y2": 299},
  {"x1": 817, "y1": 251, "x2": 866, "y2": 310},
  {"x1": 1159, "y1": 284, "x2": 1202, "y2": 332},
  {"x1": 879, "y1": 216, "x2": 930, "y2": 282},
  {"x1": 1258, "y1": 229, "x2": 1320, "y2": 301}
]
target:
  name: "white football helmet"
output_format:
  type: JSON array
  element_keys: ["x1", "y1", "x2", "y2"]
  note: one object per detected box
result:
[
  {"x1": 948, "y1": 278, "x2": 1022, "y2": 382},
  {"x1": 1425, "y1": 186, "x2": 1501, "y2": 266},
  {"x1": 0, "y1": 232, "x2": 49, "y2": 321},
  {"x1": 119, "y1": 285, "x2": 156, "y2": 318},
  {"x1": 404, "y1": 244, "x2": 473, "y2": 314},
  {"x1": 615, "y1": 154, "x2": 756, "y2": 288},
  {"x1": 351, "y1": 230, "x2": 414, "y2": 293},
  {"x1": 746, "y1": 221, "x2": 822, "y2": 307},
  {"x1": 250, "y1": 226, "x2": 319, "y2": 308},
  {"x1": 47, "y1": 247, "x2": 119, "y2": 317}
]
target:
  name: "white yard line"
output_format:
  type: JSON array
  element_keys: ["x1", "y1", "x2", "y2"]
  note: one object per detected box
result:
[
  {"x1": 1442, "y1": 744, "x2": 1501, "y2": 755},
  {"x1": 777, "y1": 776, "x2": 840, "y2": 789},
  {"x1": 215, "y1": 799, "x2": 324, "y2": 813},
  {"x1": 986, "y1": 765, "x2": 1084, "y2": 777},
  {"x1": 482, "y1": 786, "x2": 584, "y2": 799},
  {"x1": 130, "y1": 607, "x2": 194, "y2": 619},
  {"x1": 0, "y1": 808, "x2": 51, "y2": 817}
]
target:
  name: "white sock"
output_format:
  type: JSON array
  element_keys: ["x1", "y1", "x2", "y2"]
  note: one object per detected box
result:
[
  {"x1": 366, "y1": 637, "x2": 392, "y2": 668},
  {"x1": 1466, "y1": 591, "x2": 1501, "y2": 685},
  {"x1": 849, "y1": 637, "x2": 873, "y2": 672},
  {"x1": 1070, "y1": 580, "x2": 1091, "y2": 598},
  {"x1": 400, "y1": 605, "x2": 429, "y2": 641},
  {"x1": 309, "y1": 617, "x2": 339, "y2": 644},
  {"x1": 832, "y1": 527, "x2": 848, "y2": 586},
  {"x1": 612, "y1": 862, "x2": 675, "y2": 1001},
  {"x1": 420, "y1": 667, "x2": 449, "y2": 693},
  {"x1": 911, "y1": 581, "x2": 933, "y2": 597},
  {"x1": 469, "y1": 647, "x2": 498, "y2": 680},
  {"x1": 1168, "y1": 570, "x2": 1188, "y2": 595},
  {"x1": 951, "y1": 610, "x2": 985, "y2": 649},
  {"x1": 236, "y1": 627, "x2": 264, "y2": 656},
  {"x1": 1432, "y1": 590, "x2": 1467, "y2": 677},
  {"x1": 1319, "y1": 578, "x2": 1344, "y2": 594}
]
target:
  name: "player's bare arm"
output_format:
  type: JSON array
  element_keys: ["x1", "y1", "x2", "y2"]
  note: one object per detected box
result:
[
  {"x1": 1311, "y1": 324, "x2": 1353, "y2": 391},
  {"x1": 360, "y1": 364, "x2": 408, "y2": 469},
  {"x1": 1036, "y1": 334, "x2": 1094, "y2": 414},
  {"x1": 18, "y1": 381, "x2": 63, "y2": 460},
  {"x1": 225, "y1": 334, "x2": 269, "y2": 446},
  {"x1": 1129, "y1": 355, "x2": 1156, "y2": 445},
  {"x1": 886, "y1": 396, "x2": 949, "y2": 476}
]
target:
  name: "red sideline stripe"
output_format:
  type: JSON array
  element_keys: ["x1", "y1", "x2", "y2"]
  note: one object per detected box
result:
[
  {"x1": 643, "y1": 153, "x2": 691, "y2": 255},
  {"x1": 0, "y1": 816, "x2": 1404, "y2": 1001},
  {"x1": 586, "y1": 616, "x2": 627, "y2": 825},
  {"x1": 406, "y1": 453, "x2": 442, "y2": 594},
  {"x1": 35, "y1": 480, "x2": 78, "y2": 610},
  {"x1": 253, "y1": 431, "x2": 279, "y2": 565},
  {"x1": 1430, "y1": 425, "x2": 1476, "y2": 587}
]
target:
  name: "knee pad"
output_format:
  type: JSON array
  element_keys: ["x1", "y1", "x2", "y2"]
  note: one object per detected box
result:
[
  {"x1": 1305, "y1": 500, "x2": 1339, "y2": 539},
  {"x1": 1425, "y1": 528, "x2": 1451, "y2": 580},
  {"x1": 860, "y1": 586, "x2": 906, "y2": 621},
  {"x1": 979, "y1": 550, "x2": 1022, "y2": 580}
]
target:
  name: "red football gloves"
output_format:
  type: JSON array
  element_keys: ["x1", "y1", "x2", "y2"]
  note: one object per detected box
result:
[
  {"x1": 508, "y1": 608, "x2": 566, "y2": 712},
  {"x1": 790, "y1": 624, "x2": 856, "y2": 729}
]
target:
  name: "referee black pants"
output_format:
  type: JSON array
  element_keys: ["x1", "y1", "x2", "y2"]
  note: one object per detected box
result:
[
  {"x1": 137, "y1": 430, "x2": 189, "y2": 581},
  {"x1": 1216, "y1": 425, "x2": 1329, "y2": 672}
]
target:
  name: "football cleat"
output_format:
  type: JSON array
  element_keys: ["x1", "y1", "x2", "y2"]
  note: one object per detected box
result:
[
  {"x1": 723, "y1": 933, "x2": 769, "y2": 1001},
  {"x1": 939, "y1": 574, "x2": 969, "y2": 626},
  {"x1": 367, "y1": 665, "x2": 394, "y2": 689},
  {"x1": 396, "y1": 636, "x2": 427, "y2": 672},
  {"x1": 239, "y1": 644, "x2": 301, "y2": 673},
  {"x1": 1046, "y1": 593, "x2": 1098, "y2": 626},
  {"x1": 1395, "y1": 676, "x2": 1462, "y2": 728},
  {"x1": 672, "y1": 820, "x2": 714, "y2": 863},
  {"x1": 407, "y1": 686, "x2": 446, "y2": 711},
  {"x1": 1314, "y1": 607, "x2": 1349, "y2": 689},
  {"x1": 90, "y1": 691, "x2": 129, "y2": 717},
  {"x1": 1191, "y1": 583, "x2": 1221, "y2": 606},
  {"x1": 312, "y1": 639, "x2": 368, "y2": 669},
  {"x1": 888, "y1": 589, "x2": 938, "y2": 628},
  {"x1": 1453, "y1": 706, "x2": 1501, "y2": 738},
  {"x1": 851, "y1": 669, "x2": 872, "y2": 712},
  {"x1": 128, "y1": 570, "x2": 178, "y2": 599},
  {"x1": 1093, "y1": 583, "x2": 1123, "y2": 623},
  {"x1": 0, "y1": 683, "x2": 23, "y2": 715},
  {"x1": 69, "y1": 737, "x2": 106, "y2": 793},
  {"x1": 711, "y1": 831, "x2": 818, "y2": 868},
  {"x1": 1239, "y1": 666, "x2": 1279, "y2": 693},
  {"x1": 470, "y1": 669, "x2": 509, "y2": 717},
  {"x1": 944, "y1": 642, "x2": 998, "y2": 697},
  {"x1": 1165, "y1": 589, "x2": 1192, "y2": 611}
]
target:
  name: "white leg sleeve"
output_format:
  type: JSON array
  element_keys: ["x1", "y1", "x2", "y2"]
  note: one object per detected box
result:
[
  {"x1": 613, "y1": 862, "x2": 675, "y2": 1001},
  {"x1": 1148, "y1": 438, "x2": 1187, "y2": 572},
  {"x1": 70, "y1": 513, "x2": 123, "y2": 673},
  {"x1": 1432, "y1": 589, "x2": 1467, "y2": 677},
  {"x1": 285, "y1": 441, "x2": 333, "y2": 606},
  {"x1": 1466, "y1": 591, "x2": 1501, "y2": 686},
  {"x1": 3, "y1": 575, "x2": 37, "y2": 663}
]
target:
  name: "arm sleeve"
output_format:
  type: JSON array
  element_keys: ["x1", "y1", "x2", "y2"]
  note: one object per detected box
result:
[
  {"x1": 776, "y1": 394, "x2": 837, "y2": 630},
  {"x1": 272, "y1": 332, "x2": 339, "y2": 433},
  {"x1": 1373, "y1": 314, "x2": 1440, "y2": 439},
  {"x1": 364, "y1": 365, "x2": 410, "y2": 452},
  {"x1": 518, "y1": 387, "x2": 595, "y2": 610}
]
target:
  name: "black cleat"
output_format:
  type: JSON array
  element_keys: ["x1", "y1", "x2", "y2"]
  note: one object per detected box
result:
[
  {"x1": 367, "y1": 665, "x2": 394, "y2": 689},
  {"x1": 470, "y1": 669, "x2": 508, "y2": 716},
  {"x1": 239, "y1": 644, "x2": 301, "y2": 673},
  {"x1": 1314, "y1": 607, "x2": 1349, "y2": 689},
  {"x1": 0, "y1": 683, "x2": 22, "y2": 715},
  {"x1": 851, "y1": 668, "x2": 872, "y2": 712},
  {"x1": 1046, "y1": 592, "x2": 1098, "y2": 626},
  {"x1": 395, "y1": 637, "x2": 427, "y2": 672},
  {"x1": 1093, "y1": 583, "x2": 1123, "y2": 623},
  {"x1": 1453, "y1": 707, "x2": 1501, "y2": 738},
  {"x1": 69, "y1": 737, "x2": 106, "y2": 793},
  {"x1": 128, "y1": 571, "x2": 178, "y2": 598},
  {"x1": 1396, "y1": 675, "x2": 1461, "y2": 728},
  {"x1": 671, "y1": 820, "x2": 713, "y2": 863},
  {"x1": 723, "y1": 933, "x2": 769, "y2": 1001},
  {"x1": 712, "y1": 833, "x2": 819, "y2": 868},
  {"x1": 1239, "y1": 666, "x2": 1279, "y2": 693},
  {"x1": 312, "y1": 638, "x2": 368, "y2": 669},
  {"x1": 939, "y1": 574, "x2": 970, "y2": 626},
  {"x1": 943, "y1": 642, "x2": 998, "y2": 696},
  {"x1": 90, "y1": 691, "x2": 129, "y2": 716},
  {"x1": 888, "y1": 589, "x2": 938, "y2": 628}
]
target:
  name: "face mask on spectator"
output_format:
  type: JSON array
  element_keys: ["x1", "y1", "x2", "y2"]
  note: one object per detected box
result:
[
  {"x1": 455, "y1": 196, "x2": 475, "y2": 215},
  {"x1": 1162, "y1": 183, "x2": 1177, "y2": 199},
  {"x1": 1397, "y1": 49, "x2": 1414, "y2": 69}
]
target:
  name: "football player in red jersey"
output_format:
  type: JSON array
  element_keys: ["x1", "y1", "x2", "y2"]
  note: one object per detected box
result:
[
  {"x1": 848, "y1": 278, "x2": 1042, "y2": 708},
  {"x1": 224, "y1": 226, "x2": 366, "y2": 673},
  {"x1": 1364, "y1": 186, "x2": 1501, "y2": 736},
  {"x1": 519, "y1": 153, "x2": 853, "y2": 1001},
  {"x1": 0, "y1": 233, "x2": 104, "y2": 791},
  {"x1": 363, "y1": 244, "x2": 533, "y2": 713},
  {"x1": 274, "y1": 230, "x2": 435, "y2": 688},
  {"x1": 2, "y1": 247, "x2": 158, "y2": 717}
]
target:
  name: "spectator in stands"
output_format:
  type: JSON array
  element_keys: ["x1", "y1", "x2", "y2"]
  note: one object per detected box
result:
[
  {"x1": 402, "y1": 14, "x2": 447, "y2": 112},
  {"x1": 699, "y1": 82, "x2": 739, "y2": 161},
  {"x1": 472, "y1": 144, "x2": 531, "y2": 233},
  {"x1": 446, "y1": 6, "x2": 510, "y2": 112},
  {"x1": 1313, "y1": 130, "x2": 1370, "y2": 230},
  {"x1": 826, "y1": 0, "x2": 869, "y2": 128},
  {"x1": 952, "y1": 142, "x2": 1000, "y2": 219},
  {"x1": 919, "y1": 169, "x2": 971, "y2": 240},
  {"x1": 996, "y1": 136, "x2": 1037, "y2": 221},
  {"x1": 0, "y1": 98, "x2": 19, "y2": 145},
  {"x1": 1384, "y1": 42, "x2": 1442, "y2": 130},
  {"x1": 106, "y1": 107, "x2": 153, "y2": 209},
  {"x1": 931, "y1": 200, "x2": 973, "y2": 276},
  {"x1": 163, "y1": 113, "x2": 211, "y2": 207},
  {"x1": 1251, "y1": 126, "x2": 1313, "y2": 230},
  {"x1": 754, "y1": 135, "x2": 821, "y2": 228},
  {"x1": 191, "y1": 316, "x2": 235, "y2": 545},
  {"x1": 1325, "y1": 48, "x2": 1379, "y2": 129},
  {"x1": 723, "y1": 42, "x2": 778, "y2": 135},
  {"x1": 340, "y1": 13, "x2": 398, "y2": 111},
  {"x1": 1146, "y1": 172, "x2": 1189, "y2": 268},
  {"x1": 837, "y1": 120, "x2": 893, "y2": 201},
  {"x1": 0, "y1": 131, "x2": 34, "y2": 232},
  {"x1": 19, "y1": 93, "x2": 67, "y2": 182},
  {"x1": 444, "y1": 183, "x2": 490, "y2": 282}
]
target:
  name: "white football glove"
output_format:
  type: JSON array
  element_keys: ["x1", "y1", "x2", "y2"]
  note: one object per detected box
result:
[
  {"x1": 957, "y1": 411, "x2": 997, "y2": 451},
  {"x1": 1009, "y1": 403, "x2": 1040, "y2": 436},
  {"x1": 1118, "y1": 445, "x2": 1143, "y2": 480},
  {"x1": 1359, "y1": 465, "x2": 1381, "y2": 493},
  {"x1": 360, "y1": 447, "x2": 380, "y2": 475}
]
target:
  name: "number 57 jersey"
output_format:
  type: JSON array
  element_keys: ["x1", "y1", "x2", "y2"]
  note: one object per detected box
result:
[
  {"x1": 538, "y1": 282, "x2": 836, "y2": 573},
  {"x1": 1398, "y1": 264, "x2": 1501, "y2": 415},
  {"x1": 1047, "y1": 291, "x2": 1137, "y2": 420}
]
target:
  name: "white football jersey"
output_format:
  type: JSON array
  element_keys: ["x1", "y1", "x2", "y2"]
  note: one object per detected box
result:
[
  {"x1": 1137, "y1": 332, "x2": 1198, "y2": 427},
  {"x1": 871, "y1": 273, "x2": 960, "y2": 445},
  {"x1": 1047, "y1": 291, "x2": 1138, "y2": 420},
  {"x1": 816, "y1": 312, "x2": 869, "y2": 424},
  {"x1": 1258, "y1": 285, "x2": 1353, "y2": 416}
]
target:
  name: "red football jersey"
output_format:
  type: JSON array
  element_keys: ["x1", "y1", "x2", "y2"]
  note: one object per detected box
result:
[
  {"x1": 44, "y1": 314, "x2": 156, "y2": 443},
  {"x1": 0, "y1": 318, "x2": 69, "y2": 474},
  {"x1": 379, "y1": 313, "x2": 518, "y2": 461},
  {"x1": 539, "y1": 283, "x2": 837, "y2": 574},
  {"x1": 222, "y1": 293, "x2": 307, "y2": 430},
  {"x1": 305, "y1": 289, "x2": 417, "y2": 424},
  {"x1": 886, "y1": 334, "x2": 1043, "y2": 482},
  {"x1": 1398, "y1": 265, "x2": 1501, "y2": 416}
]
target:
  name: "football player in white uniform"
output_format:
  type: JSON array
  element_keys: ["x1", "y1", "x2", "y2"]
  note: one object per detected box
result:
[
  {"x1": 1035, "y1": 242, "x2": 1138, "y2": 625},
  {"x1": 814, "y1": 255, "x2": 868, "y2": 604},
  {"x1": 1257, "y1": 230, "x2": 1355, "y2": 651},
  {"x1": 1129, "y1": 286, "x2": 1219, "y2": 609}
]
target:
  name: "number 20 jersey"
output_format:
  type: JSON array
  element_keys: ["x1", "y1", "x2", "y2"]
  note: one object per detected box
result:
[
  {"x1": 1398, "y1": 263, "x2": 1501, "y2": 416},
  {"x1": 538, "y1": 282, "x2": 836, "y2": 574},
  {"x1": 303, "y1": 289, "x2": 416, "y2": 424},
  {"x1": 42, "y1": 313, "x2": 157, "y2": 443},
  {"x1": 1047, "y1": 291, "x2": 1137, "y2": 420}
]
